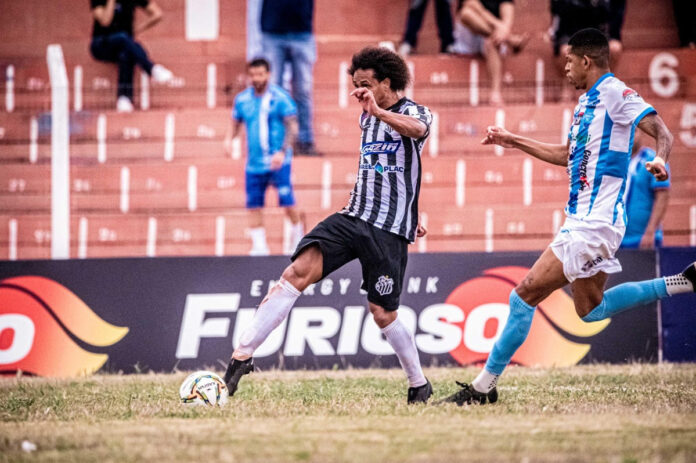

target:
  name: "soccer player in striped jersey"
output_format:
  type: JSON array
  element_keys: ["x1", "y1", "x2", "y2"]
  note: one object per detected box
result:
[
  {"x1": 223, "y1": 46, "x2": 434, "y2": 404},
  {"x1": 442, "y1": 28, "x2": 696, "y2": 406}
]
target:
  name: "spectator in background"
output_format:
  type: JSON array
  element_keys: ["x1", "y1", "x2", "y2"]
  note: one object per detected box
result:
[
  {"x1": 224, "y1": 58, "x2": 304, "y2": 256},
  {"x1": 455, "y1": 0, "x2": 528, "y2": 105},
  {"x1": 90, "y1": 0, "x2": 173, "y2": 112},
  {"x1": 621, "y1": 130, "x2": 671, "y2": 249},
  {"x1": 247, "y1": 0, "x2": 263, "y2": 61},
  {"x1": 398, "y1": 0, "x2": 455, "y2": 56},
  {"x1": 607, "y1": 0, "x2": 626, "y2": 68},
  {"x1": 672, "y1": 0, "x2": 696, "y2": 48},
  {"x1": 260, "y1": 0, "x2": 320, "y2": 156},
  {"x1": 550, "y1": 0, "x2": 623, "y2": 71}
]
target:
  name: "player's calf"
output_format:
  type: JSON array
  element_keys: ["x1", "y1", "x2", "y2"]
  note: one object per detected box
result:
[{"x1": 582, "y1": 261, "x2": 696, "y2": 322}]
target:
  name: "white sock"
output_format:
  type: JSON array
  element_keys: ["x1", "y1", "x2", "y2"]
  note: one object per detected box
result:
[
  {"x1": 236, "y1": 278, "x2": 301, "y2": 356},
  {"x1": 381, "y1": 316, "x2": 427, "y2": 388},
  {"x1": 664, "y1": 274, "x2": 694, "y2": 296},
  {"x1": 249, "y1": 227, "x2": 269, "y2": 254},
  {"x1": 472, "y1": 369, "x2": 499, "y2": 393}
]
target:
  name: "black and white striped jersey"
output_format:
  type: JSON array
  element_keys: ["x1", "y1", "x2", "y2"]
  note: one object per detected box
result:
[{"x1": 340, "y1": 97, "x2": 432, "y2": 243}]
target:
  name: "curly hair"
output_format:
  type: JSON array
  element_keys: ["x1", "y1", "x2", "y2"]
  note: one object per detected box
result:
[{"x1": 347, "y1": 46, "x2": 411, "y2": 91}]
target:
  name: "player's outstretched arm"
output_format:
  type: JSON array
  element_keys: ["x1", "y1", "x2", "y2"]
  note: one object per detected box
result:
[
  {"x1": 638, "y1": 113, "x2": 673, "y2": 181},
  {"x1": 481, "y1": 126, "x2": 568, "y2": 166}
]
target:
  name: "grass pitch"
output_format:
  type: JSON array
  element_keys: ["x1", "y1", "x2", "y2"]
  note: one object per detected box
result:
[{"x1": 1, "y1": 364, "x2": 696, "y2": 462}]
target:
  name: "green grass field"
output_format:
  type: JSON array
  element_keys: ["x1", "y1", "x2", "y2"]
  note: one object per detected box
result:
[{"x1": 1, "y1": 364, "x2": 696, "y2": 462}]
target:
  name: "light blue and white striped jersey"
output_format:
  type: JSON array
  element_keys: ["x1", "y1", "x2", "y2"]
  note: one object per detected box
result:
[
  {"x1": 233, "y1": 84, "x2": 297, "y2": 173},
  {"x1": 565, "y1": 73, "x2": 656, "y2": 227}
]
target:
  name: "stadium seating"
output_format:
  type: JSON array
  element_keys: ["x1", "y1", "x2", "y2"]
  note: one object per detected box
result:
[{"x1": 0, "y1": 0, "x2": 694, "y2": 259}]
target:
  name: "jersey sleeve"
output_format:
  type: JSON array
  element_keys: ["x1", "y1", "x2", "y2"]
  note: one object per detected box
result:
[
  {"x1": 606, "y1": 83, "x2": 656, "y2": 126},
  {"x1": 403, "y1": 104, "x2": 433, "y2": 139},
  {"x1": 279, "y1": 92, "x2": 297, "y2": 118}
]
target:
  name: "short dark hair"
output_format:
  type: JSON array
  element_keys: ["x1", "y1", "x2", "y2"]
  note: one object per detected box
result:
[
  {"x1": 248, "y1": 57, "x2": 270, "y2": 71},
  {"x1": 568, "y1": 28, "x2": 610, "y2": 68},
  {"x1": 348, "y1": 46, "x2": 411, "y2": 91}
]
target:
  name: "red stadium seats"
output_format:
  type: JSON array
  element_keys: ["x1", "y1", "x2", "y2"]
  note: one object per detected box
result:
[{"x1": 0, "y1": 0, "x2": 694, "y2": 259}]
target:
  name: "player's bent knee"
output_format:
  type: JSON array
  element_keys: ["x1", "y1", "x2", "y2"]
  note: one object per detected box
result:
[
  {"x1": 282, "y1": 245, "x2": 322, "y2": 290},
  {"x1": 368, "y1": 303, "x2": 397, "y2": 329},
  {"x1": 514, "y1": 277, "x2": 543, "y2": 306},
  {"x1": 574, "y1": 297, "x2": 602, "y2": 318},
  {"x1": 459, "y1": 6, "x2": 476, "y2": 26}
]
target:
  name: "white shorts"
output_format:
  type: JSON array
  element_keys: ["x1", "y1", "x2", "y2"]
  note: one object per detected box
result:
[
  {"x1": 452, "y1": 22, "x2": 485, "y2": 56},
  {"x1": 550, "y1": 217, "x2": 625, "y2": 283}
]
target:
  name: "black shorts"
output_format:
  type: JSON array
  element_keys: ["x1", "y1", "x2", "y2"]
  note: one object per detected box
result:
[{"x1": 291, "y1": 213, "x2": 408, "y2": 311}]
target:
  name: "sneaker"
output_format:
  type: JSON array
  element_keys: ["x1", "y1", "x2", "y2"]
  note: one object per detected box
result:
[
  {"x1": 151, "y1": 64, "x2": 174, "y2": 84},
  {"x1": 295, "y1": 141, "x2": 322, "y2": 157},
  {"x1": 407, "y1": 379, "x2": 433, "y2": 404},
  {"x1": 439, "y1": 381, "x2": 498, "y2": 406},
  {"x1": 681, "y1": 261, "x2": 696, "y2": 292},
  {"x1": 223, "y1": 357, "x2": 255, "y2": 397},
  {"x1": 116, "y1": 96, "x2": 134, "y2": 113},
  {"x1": 442, "y1": 44, "x2": 457, "y2": 55}
]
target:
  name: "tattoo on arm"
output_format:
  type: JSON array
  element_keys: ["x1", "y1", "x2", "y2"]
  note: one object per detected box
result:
[{"x1": 638, "y1": 114, "x2": 674, "y2": 162}]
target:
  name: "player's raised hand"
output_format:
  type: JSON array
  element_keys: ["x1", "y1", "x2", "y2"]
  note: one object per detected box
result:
[
  {"x1": 350, "y1": 87, "x2": 380, "y2": 116},
  {"x1": 481, "y1": 126, "x2": 516, "y2": 148},
  {"x1": 645, "y1": 157, "x2": 669, "y2": 181}
]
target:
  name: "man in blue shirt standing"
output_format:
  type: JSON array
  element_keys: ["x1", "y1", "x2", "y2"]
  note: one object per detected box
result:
[
  {"x1": 225, "y1": 58, "x2": 303, "y2": 255},
  {"x1": 621, "y1": 130, "x2": 671, "y2": 249}
]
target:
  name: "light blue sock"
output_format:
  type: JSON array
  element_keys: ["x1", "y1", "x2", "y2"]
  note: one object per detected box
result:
[
  {"x1": 582, "y1": 278, "x2": 669, "y2": 322},
  {"x1": 484, "y1": 290, "x2": 536, "y2": 376}
]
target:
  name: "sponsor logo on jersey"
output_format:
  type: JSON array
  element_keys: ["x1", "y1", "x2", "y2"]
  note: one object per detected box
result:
[
  {"x1": 359, "y1": 161, "x2": 405, "y2": 174},
  {"x1": 622, "y1": 88, "x2": 640, "y2": 101},
  {"x1": 361, "y1": 141, "x2": 401, "y2": 156},
  {"x1": 578, "y1": 150, "x2": 592, "y2": 191}
]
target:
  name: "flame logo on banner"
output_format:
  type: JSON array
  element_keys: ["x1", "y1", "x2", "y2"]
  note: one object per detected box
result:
[
  {"x1": 447, "y1": 266, "x2": 610, "y2": 367},
  {"x1": 0, "y1": 276, "x2": 128, "y2": 377}
]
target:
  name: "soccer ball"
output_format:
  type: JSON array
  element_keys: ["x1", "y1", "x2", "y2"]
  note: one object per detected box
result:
[{"x1": 179, "y1": 371, "x2": 229, "y2": 407}]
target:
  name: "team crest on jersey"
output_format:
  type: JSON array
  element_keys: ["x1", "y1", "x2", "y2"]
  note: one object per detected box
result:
[
  {"x1": 573, "y1": 111, "x2": 585, "y2": 125},
  {"x1": 375, "y1": 275, "x2": 394, "y2": 296}
]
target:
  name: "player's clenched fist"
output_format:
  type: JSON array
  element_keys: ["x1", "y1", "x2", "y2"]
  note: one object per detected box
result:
[
  {"x1": 350, "y1": 87, "x2": 380, "y2": 116},
  {"x1": 645, "y1": 156, "x2": 669, "y2": 181},
  {"x1": 481, "y1": 126, "x2": 516, "y2": 148}
]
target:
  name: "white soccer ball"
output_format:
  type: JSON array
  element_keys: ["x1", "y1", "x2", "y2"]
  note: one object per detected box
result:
[{"x1": 179, "y1": 371, "x2": 229, "y2": 407}]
